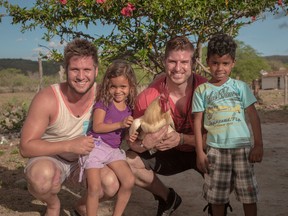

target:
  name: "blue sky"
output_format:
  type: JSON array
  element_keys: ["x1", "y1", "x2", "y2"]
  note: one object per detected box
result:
[{"x1": 0, "y1": 2, "x2": 288, "y2": 60}]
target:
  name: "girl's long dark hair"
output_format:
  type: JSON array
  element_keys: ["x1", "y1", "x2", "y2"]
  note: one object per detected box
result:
[{"x1": 96, "y1": 59, "x2": 137, "y2": 109}]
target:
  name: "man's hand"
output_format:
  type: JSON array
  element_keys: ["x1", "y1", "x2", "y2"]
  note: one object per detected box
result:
[
  {"x1": 155, "y1": 130, "x2": 180, "y2": 151},
  {"x1": 70, "y1": 135, "x2": 95, "y2": 155},
  {"x1": 141, "y1": 125, "x2": 168, "y2": 150}
]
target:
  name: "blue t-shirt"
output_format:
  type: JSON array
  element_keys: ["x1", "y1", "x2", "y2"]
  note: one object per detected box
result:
[
  {"x1": 192, "y1": 78, "x2": 257, "y2": 149},
  {"x1": 87, "y1": 101, "x2": 132, "y2": 148}
]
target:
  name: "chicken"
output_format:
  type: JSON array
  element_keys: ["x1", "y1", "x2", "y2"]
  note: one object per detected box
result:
[{"x1": 129, "y1": 87, "x2": 175, "y2": 153}]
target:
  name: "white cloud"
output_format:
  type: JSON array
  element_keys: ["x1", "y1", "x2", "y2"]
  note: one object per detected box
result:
[
  {"x1": 48, "y1": 40, "x2": 66, "y2": 49},
  {"x1": 16, "y1": 37, "x2": 27, "y2": 42}
]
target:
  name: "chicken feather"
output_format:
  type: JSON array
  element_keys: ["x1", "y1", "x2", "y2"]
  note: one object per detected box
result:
[{"x1": 129, "y1": 95, "x2": 175, "y2": 141}]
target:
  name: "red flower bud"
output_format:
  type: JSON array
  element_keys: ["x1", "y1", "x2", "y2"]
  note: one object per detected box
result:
[
  {"x1": 59, "y1": 0, "x2": 67, "y2": 5},
  {"x1": 121, "y1": 3, "x2": 136, "y2": 17},
  {"x1": 96, "y1": 0, "x2": 106, "y2": 3},
  {"x1": 278, "y1": 0, "x2": 282, "y2": 6}
]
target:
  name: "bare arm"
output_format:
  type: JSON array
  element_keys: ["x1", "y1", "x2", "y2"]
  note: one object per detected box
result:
[
  {"x1": 246, "y1": 104, "x2": 264, "y2": 163},
  {"x1": 92, "y1": 108, "x2": 134, "y2": 133},
  {"x1": 193, "y1": 112, "x2": 209, "y2": 173},
  {"x1": 20, "y1": 87, "x2": 94, "y2": 158}
]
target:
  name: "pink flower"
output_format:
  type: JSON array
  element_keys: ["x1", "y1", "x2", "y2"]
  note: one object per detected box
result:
[
  {"x1": 96, "y1": 0, "x2": 106, "y2": 3},
  {"x1": 59, "y1": 0, "x2": 67, "y2": 5},
  {"x1": 127, "y1": 3, "x2": 135, "y2": 11},
  {"x1": 121, "y1": 3, "x2": 136, "y2": 17}
]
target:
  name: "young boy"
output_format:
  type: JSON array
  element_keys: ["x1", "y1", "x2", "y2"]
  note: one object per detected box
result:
[{"x1": 192, "y1": 34, "x2": 263, "y2": 216}]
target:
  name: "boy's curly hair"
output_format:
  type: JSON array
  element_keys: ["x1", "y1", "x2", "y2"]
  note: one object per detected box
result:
[
  {"x1": 96, "y1": 59, "x2": 137, "y2": 109},
  {"x1": 207, "y1": 34, "x2": 237, "y2": 60}
]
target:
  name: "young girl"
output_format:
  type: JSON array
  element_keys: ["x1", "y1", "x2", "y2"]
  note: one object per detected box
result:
[{"x1": 79, "y1": 60, "x2": 137, "y2": 216}]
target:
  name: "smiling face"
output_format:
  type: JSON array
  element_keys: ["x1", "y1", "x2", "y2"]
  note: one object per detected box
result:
[
  {"x1": 109, "y1": 75, "x2": 130, "y2": 104},
  {"x1": 164, "y1": 49, "x2": 193, "y2": 86},
  {"x1": 207, "y1": 54, "x2": 235, "y2": 86},
  {"x1": 67, "y1": 56, "x2": 98, "y2": 95}
]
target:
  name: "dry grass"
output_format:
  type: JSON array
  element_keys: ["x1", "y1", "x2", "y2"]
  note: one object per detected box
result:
[{"x1": 0, "y1": 92, "x2": 36, "y2": 107}]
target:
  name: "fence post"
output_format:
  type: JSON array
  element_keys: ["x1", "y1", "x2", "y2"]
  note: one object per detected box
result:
[
  {"x1": 37, "y1": 57, "x2": 43, "y2": 92},
  {"x1": 285, "y1": 75, "x2": 288, "y2": 105}
]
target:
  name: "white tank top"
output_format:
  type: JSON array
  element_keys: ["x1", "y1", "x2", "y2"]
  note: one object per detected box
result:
[{"x1": 42, "y1": 83, "x2": 95, "y2": 161}]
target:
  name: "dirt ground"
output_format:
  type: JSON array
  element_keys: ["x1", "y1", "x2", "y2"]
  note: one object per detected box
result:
[{"x1": 0, "y1": 90, "x2": 288, "y2": 216}]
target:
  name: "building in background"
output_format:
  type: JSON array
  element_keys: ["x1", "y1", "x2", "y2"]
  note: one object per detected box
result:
[{"x1": 260, "y1": 68, "x2": 288, "y2": 90}]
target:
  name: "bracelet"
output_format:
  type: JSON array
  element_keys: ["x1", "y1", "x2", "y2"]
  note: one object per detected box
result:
[{"x1": 179, "y1": 133, "x2": 184, "y2": 146}]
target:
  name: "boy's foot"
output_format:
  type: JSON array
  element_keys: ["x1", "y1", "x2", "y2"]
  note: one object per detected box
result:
[
  {"x1": 203, "y1": 203, "x2": 213, "y2": 216},
  {"x1": 156, "y1": 188, "x2": 182, "y2": 216},
  {"x1": 203, "y1": 202, "x2": 233, "y2": 216}
]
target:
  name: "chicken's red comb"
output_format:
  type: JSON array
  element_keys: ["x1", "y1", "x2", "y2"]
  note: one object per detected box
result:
[{"x1": 159, "y1": 82, "x2": 170, "y2": 112}]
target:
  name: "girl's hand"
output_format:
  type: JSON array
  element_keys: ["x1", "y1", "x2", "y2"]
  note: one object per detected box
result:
[
  {"x1": 128, "y1": 132, "x2": 138, "y2": 143},
  {"x1": 121, "y1": 116, "x2": 134, "y2": 128}
]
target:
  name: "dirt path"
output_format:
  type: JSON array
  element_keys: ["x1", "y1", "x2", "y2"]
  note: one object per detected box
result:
[
  {"x1": 0, "y1": 122, "x2": 287, "y2": 216},
  {"x1": 123, "y1": 123, "x2": 288, "y2": 216}
]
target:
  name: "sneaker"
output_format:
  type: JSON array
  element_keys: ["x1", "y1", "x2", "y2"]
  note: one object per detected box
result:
[
  {"x1": 156, "y1": 188, "x2": 182, "y2": 216},
  {"x1": 203, "y1": 202, "x2": 233, "y2": 216}
]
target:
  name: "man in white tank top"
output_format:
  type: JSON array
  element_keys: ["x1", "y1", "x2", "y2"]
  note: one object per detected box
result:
[{"x1": 20, "y1": 39, "x2": 119, "y2": 216}]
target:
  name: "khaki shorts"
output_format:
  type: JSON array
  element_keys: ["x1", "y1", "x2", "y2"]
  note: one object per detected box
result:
[{"x1": 24, "y1": 155, "x2": 80, "y2": 185}]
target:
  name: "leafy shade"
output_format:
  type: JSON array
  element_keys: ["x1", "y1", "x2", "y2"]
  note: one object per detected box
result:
[
  {"x1": 233, "y1": 41, "x2": 272, "y2": 83},
  {"x1": 0, "y1": 0, "x2": 286, "y2": 76}
]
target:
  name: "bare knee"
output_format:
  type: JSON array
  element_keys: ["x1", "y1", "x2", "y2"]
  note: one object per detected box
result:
[
  {"x1": 126, "y1": 151, "x2": 146, "y2": 176},
  {"x1": 126, "y1": 151, "x2": 141, "y2": 173},
  {"x1": 26, "y1": 159, "x2": 62, "y2": 195},
  {"x1": 101, "y1": 167, "x2": 119, "y2": 198}
]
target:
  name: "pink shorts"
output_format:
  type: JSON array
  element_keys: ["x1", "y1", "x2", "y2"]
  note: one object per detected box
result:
[{"x1": 79, "y1": 137, "x2": 126, "y2": 181}]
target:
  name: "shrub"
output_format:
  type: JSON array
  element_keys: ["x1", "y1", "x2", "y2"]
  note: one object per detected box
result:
[{"x1": 0, "y1": 102, "x2": 28, "y2": 133}]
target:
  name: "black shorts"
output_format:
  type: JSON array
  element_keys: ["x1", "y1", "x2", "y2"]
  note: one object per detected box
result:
[{"x1": 130, "y1": 148, "x2": 202, "y2": 176}]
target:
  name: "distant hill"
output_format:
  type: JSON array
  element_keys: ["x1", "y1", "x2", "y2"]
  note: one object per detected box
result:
[
  {"x1": 264, "y1": 55, "x2": 288, "y2": 64},
  {"x1": 0, "y1": 56, "x2": 287, "y2": 76},
  {"x1": 0, "y1": 58, "x2": 61, "y2": 76}
]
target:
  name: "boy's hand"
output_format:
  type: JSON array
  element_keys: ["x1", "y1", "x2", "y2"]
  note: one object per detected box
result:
[
  {"x1": 249, "y1": 145, "x2": 263, "y2": 163},
  {"x1": 197, "y1": 151, "x2": 209, "y2": 174}
]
